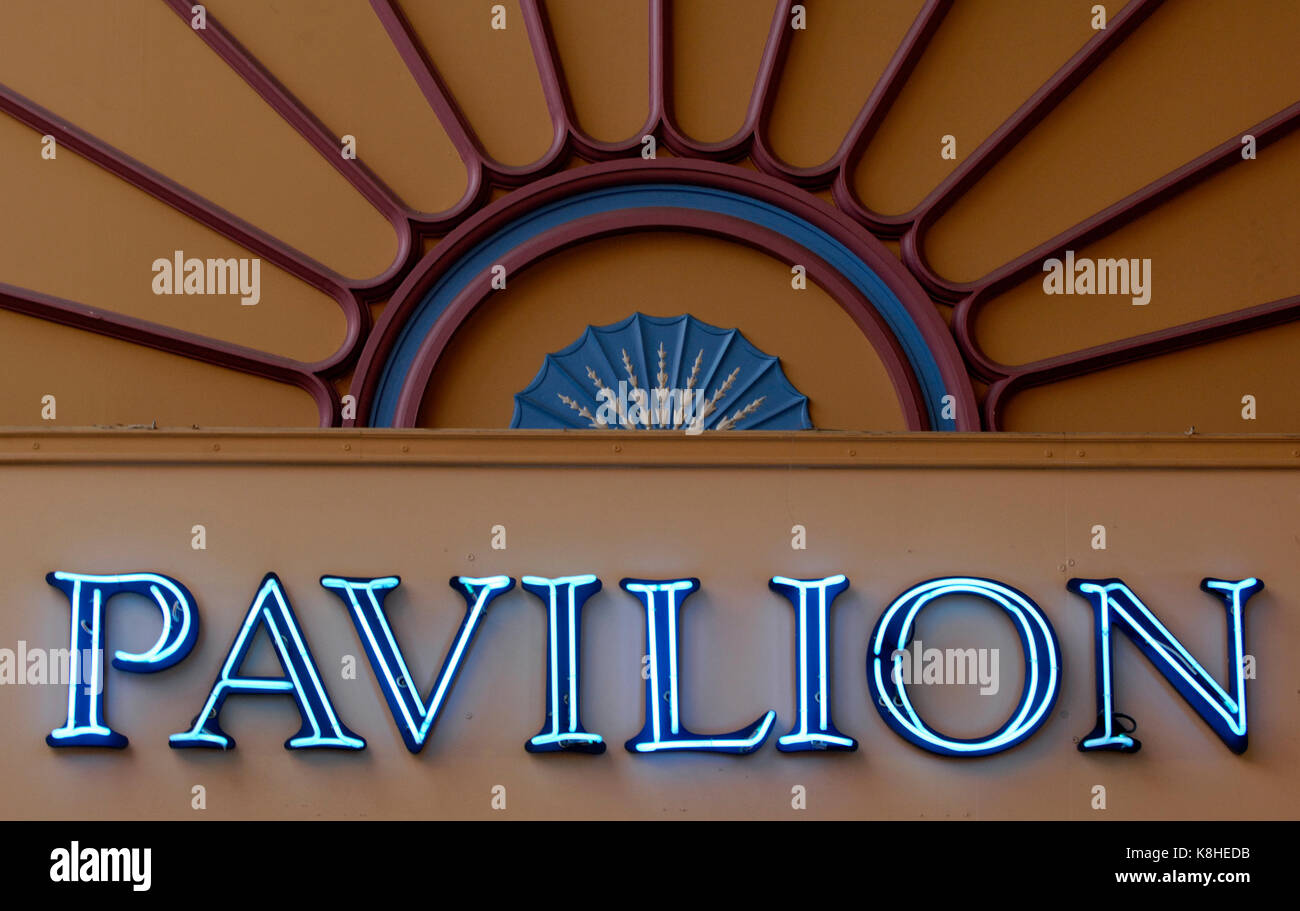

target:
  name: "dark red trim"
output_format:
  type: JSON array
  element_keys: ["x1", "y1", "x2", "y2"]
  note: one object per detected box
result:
[
  {"x1": 954, "y1": 100, "x2": 1300, "y2": 427},
  {"x1": 0, "y1": 0, "x2": 1290, "y2": 432},
  {"x1": 828, "y1": 0, "x2": 952, "y2": 230},
  {"x1": 983, "y1": 293, "x2": 1300, "y2": 429},
  {"x1": 752, "y1": 0, "x2": 951, "y2": 191},
  {"x1": 350, "y1": 158, "x2": 974, "y2": 429},
  {"x1": 657, "y1": 0, "x2": 790, "y2": 161},
  {"x1": 391, "y1": 207, "x2": 928, "y2": 428},
  {"x1": 161, "y1": 0, "x2": 419, "y2": 301},
  {"x1": 0, "y1": 282, "x2": 337, "y2": 425},
  {"x1": 523, "y1": 0, "x2": 662, "y2": 162},
  {"x1": 903, "y1": 0, "x2": 1169, "y2": 300},
  {"x1": 0, "y1": 83, "x2": 366, "y2": 380}
]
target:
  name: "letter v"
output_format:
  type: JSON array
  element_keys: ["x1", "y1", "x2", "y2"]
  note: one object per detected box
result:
[{"x1": 321, "y1": 575, "x2": 514, "y2": 752}]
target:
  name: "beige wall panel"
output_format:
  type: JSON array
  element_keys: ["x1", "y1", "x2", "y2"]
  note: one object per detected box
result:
[
  {"x1": 923, "y1": 0, "x2": 1300, "y2": 283},
  {"x1": 0, "y1": 0, "x2": 398, "y2": 280},
  {"x1": 669, "y1": 0, "x2": 778, "y2": 143},
  {"x1": 544, "y1": 0, "x2": 649, "y2": 143},
  {"x1": 207, "y1": 0, "x2": 469, "y2": 215},
  {"x1": 0, "y1": 115, "x2": 346, "y2": 364},
  {"x1": 401, "y1": 0, "x2": 555, "y2": 167},
  {"x1": 1001, "y1": 320, "x2": 1300, "y2": 433},
  {"x1": 975, "y1": 127, "x2": 1300, "y2": 366},
  {"x1": 852, "y1": 0, "x2": 1101, "y2": 216},
  {"x1": 765, "y1": 0, "x2": 925, "y2": 168},
  {"x1": 0, "y1": 312, "x2": 320, "y2": 428},
  {"x1": 0, "y1": 438, "x2": 1294, "y2": 819}
]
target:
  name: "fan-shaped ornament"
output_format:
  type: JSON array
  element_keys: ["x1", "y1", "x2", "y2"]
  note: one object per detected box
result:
[{"x1": 512, "y1": 314, "x2": 811, "y2": 432}]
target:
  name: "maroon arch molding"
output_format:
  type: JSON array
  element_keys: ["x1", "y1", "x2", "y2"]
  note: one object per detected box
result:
[
  {"x1": 390, "y1": 208, "x2": 927, "y2": 428},
  {"x1": 350, "y1": 158, "x2": 977, "y2": 430},
  {"x1": 0, "y1": 0, "x2": 1291, "y2": 429}
]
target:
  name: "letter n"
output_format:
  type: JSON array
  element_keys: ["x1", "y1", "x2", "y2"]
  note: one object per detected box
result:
[{"x1": 1069, "y1": 577, "x2": 1262, "y2": 754}]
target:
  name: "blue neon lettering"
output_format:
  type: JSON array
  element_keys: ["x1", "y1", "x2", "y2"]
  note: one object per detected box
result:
[
  {"x1": 170, "y1": 573, "x2": 364, "y2": 750},
  {"x1": 46, "y1": 571, "x2": 199, "y2": 748},
  {"x1": 38, "y1": 568, "x2": 1263, "y2": 760},
  {"x1": 622, "y1": 578, "x2": 775, "y2": 754},
  {"x1": 521, "y1": 575, "x2": 605, "y2": 753},
  {"x1": 1069, "y1": 576, "x2": 1261, "y2": 754},
  {"x1": 320, "y1": 574, "x2": 514, "y2": 753},
  {"x1": 867, "y1": 577, "x2": 1061, "y2": 757},
  {"x1": 770, "y1": 575, "x2": 856, "y2": 751}
]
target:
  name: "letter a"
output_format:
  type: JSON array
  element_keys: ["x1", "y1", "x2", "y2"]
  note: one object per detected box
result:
[{"x1": 170, "y1": 574, "x2": 363, "y2": 750}]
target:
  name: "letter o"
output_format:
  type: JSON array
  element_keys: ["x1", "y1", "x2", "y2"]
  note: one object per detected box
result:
[{"x1": 867, "y1": 577, "x2": 1061, "y2": 757}]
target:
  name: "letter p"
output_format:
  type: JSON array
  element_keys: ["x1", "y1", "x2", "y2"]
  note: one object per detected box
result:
[{"x1": 46, "y1": 571, "x2": 199, "y2": 748}]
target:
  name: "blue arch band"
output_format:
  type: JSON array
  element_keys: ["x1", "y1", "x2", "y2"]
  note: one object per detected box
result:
[{"x1": 370, "y1": 184, "x2": 955, "y2": 429}]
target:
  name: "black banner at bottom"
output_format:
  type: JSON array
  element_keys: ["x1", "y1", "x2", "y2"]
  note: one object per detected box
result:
[{"x1": 5, "y1": 820, "x2": 1285, "y2": 897}]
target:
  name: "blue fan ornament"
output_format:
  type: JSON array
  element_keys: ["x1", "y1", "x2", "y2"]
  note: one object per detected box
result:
[{"x1": 511, "y1": 313, "x2": 812, "y2": 431}]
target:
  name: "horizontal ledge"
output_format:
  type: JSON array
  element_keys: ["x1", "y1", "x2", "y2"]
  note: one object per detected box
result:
[{"x1": 3, "y1": 429, "x2": 1300, "y2": 469}]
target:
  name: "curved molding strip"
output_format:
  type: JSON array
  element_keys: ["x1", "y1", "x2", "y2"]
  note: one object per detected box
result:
[
  {"x1": 1, "y1": 0, "x2": 1289, "y2": 430},
  {"x1": 353, "y1": 159, "x2": 975, "y2": 431},
  {"x1": 0, "y1": 282, "x2": 337, "y2": 426}
]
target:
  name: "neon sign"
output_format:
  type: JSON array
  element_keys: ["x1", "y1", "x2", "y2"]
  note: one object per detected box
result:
[
  {"x1": 318, "y1": 574, "x2": 513, "y2": 753},
  {"x1": 43, "y1": 570, "x2": 1261, "y2": 758},
  {"x1": 622, "y1": 578, "x2": 776, "y2": 754},
  {"x1": 1069, "y1": 577, "x2": 1261, "y2": 754},
  {"x1": 171, "y1": 573, "x2": 364, "y2": 751},
  {"x1": 520, "y1": 575, "x2": 605, "y2": 754},
  {"x1": 866, "y1": 577, "x2": 1060, "y2": 757},
  {"x1": 45, "y1": 571, "x2": 198, "y2": 748},
  {"x1": 770, "y1": 575, "x2": 856, "y2": 752}
]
